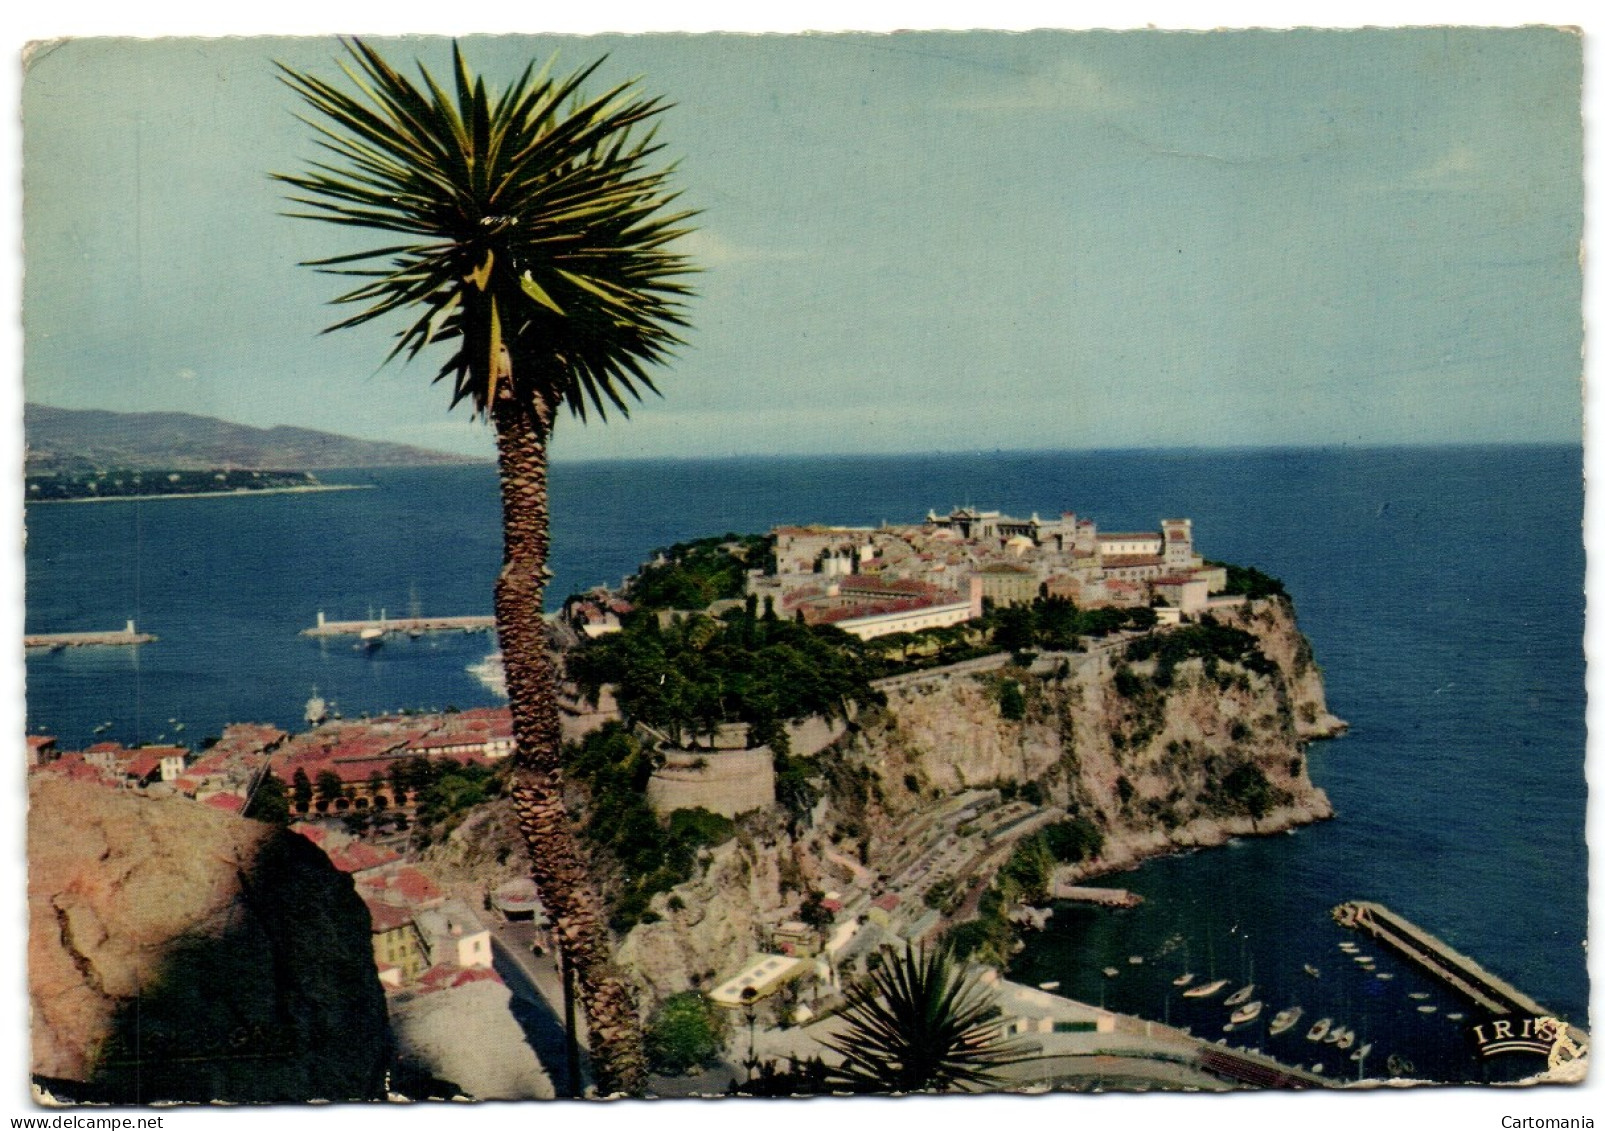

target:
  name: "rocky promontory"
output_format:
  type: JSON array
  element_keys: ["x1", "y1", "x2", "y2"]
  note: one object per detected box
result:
[{"x1": 606, "y1": 596, "x2": 1344, "y2": 1004}]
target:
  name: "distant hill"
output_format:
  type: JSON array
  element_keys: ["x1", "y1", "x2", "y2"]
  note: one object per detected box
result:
[{"x1": 24, "y1": 405, "x2": 487, "y2": 472}]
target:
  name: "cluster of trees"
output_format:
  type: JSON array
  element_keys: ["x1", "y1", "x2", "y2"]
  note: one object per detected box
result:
[
  {"x1": 625, "y1": 534, "x2": 774, "y2": 611},
  {"x1": 567, "y1": 600, "x2": 884, "y2": 748},
  {"x1": 1214, "y1": 562, "x2": 1288, "y2": 600},
  {"x1": 242, "y1": 770, "x2": 292, "y2": 825},
  {"x1": 1209, "y1": 760, "x2": 1277, "y2": 821},
  {"x1": 643, "y1": 991, "x2": 729, "y2": 1076},
  {"x1": 990, "y1": 595, "x2": 1158, "y2": 655},
  {"x1": 565, "y1": 723, "x2": 739, "y2": 931},
  {"x1": 855, "y1": 622, "x2": 995, "y2": 672},
  {"x1": 1122, "y1": 617, "x2": 1279, "y2": 685},
  {"x1": 272, "y1": 755, "x2": 501, "y2": 843}
]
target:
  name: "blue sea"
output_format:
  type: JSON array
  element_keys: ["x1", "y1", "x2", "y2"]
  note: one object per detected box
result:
[{"x1": 22, "y1": 446, "x2": 1587, "y2": 1083}]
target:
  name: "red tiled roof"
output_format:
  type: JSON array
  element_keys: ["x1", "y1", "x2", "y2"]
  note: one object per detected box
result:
[
  {"x1": 872, "y1": 893, "x2": 901, "y2": 912},
  {"x1": 125, "y1": 754, "x2": 163, "y2": 779},
  {"x1": 357, "y1": 864, "x2": 445, "y2": 908},
  {"x1": 838, "y1": 574, "x2": 935, "y2": 596},
  {"x1": 807, "y1": 594, "x2": 966, "y2": 627},
  {"x1": 327, "y1": 842, "x2": 401, "y2": 875},
  {"x1": 204, "y1": 792, "x2": 246, "y2": 813},
  {"x1": 291, "y1": 822, "x2": 333, "y2": 848},
  {"x1": 27, "y1": 735, "x2": 55, "y2": 751},
  {"x1": 1102, "y1": 555, "x2": 1165, "y2": 568},
  {"x1": 34, "y1": 753, "x2": 114, "y2": 784},
  {"x1": 416, "y1": 964, "x2": 503, "y2": 992},
  {"x1": 362, "y1": 897, "x2": 416, "y2": 935}
]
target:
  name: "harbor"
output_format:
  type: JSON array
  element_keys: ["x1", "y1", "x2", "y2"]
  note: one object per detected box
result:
[{"x1": 1332, "y1": 901, "x2": 1580, "y2": 1031}]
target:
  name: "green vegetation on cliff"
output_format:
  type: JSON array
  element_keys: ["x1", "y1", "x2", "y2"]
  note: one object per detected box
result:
[
  {"x1": 1122, "y1": 617, "x2": 1278, "y2": 682},
  {"x1": 1210, "y1": 561, "x2": 1288, "y2": 600},
  {"x1": 568, "y1": 601, "x2": 884, "y2": 745},
  {"x1": 565, "y1": 723, "x2": 739, "y2": 931},
  {"x1": 626, "y1": 534, "x2": 774, "y2": 611}
]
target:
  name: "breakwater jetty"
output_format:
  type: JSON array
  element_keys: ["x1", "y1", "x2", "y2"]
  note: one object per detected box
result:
[
  {"x1": 301, "y1": 611, "x2": 496, "y2": 639},
  {"x1": 1332, "y1": 901, "x2": 1570, "y2": 1025},
  {"x1": 1052, "y1": 882, "x2": 1145, "y2": 909},
  {"x1": 25, "y1": 620, "x2": 155, "y2": 649}
]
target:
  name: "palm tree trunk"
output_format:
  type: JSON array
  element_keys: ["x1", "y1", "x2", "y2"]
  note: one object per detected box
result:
[{"x1": 490, "y1": 390, "x2": 646, "y2": 1096}]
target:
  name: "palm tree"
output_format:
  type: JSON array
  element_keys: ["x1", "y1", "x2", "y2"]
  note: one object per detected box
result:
[
  {"x1": 821, "y1": 942, "x2": 1029, "y2": 1093},
  {"x1": 275, "y1": 38, "x2": 694, "y2": 1095}
]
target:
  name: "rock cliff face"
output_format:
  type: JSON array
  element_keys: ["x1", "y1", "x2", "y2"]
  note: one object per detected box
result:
[
  {"x1": 612, "y1": 598, "x2": 1343, "y2": 1005},
  {"x1": 614, "y1": 837, "x2": 792, "y2": 1003},
  {"x1": 29, "y1": 777, "x2": 392, "y2": 1103},
  {"x1": 866, "y1": 596, "x2": 1340, "y2": 866}
]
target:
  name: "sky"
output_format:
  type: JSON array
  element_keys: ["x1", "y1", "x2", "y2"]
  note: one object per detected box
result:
[{"x1": 18, "y1": 23, "x2": 1584, "y2": 462}]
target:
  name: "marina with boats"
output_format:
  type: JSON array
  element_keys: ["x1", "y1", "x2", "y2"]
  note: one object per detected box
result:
[{"x1": 1013, "y1": 893, "x2": 1584, "y2": 1084}]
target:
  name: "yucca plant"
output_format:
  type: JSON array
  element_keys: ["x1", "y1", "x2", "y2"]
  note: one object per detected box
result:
[
  {"x1": 275, "y1": 38, "x2": 695, "y2": 1096},
  {"x1": 822, "y1": 942, "x2": 1029, "y2": 1093}
]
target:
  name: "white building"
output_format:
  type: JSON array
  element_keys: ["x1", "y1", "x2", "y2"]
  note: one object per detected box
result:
[{"x1": 415, "y1": 899, "x2": 494, "y2": 970}]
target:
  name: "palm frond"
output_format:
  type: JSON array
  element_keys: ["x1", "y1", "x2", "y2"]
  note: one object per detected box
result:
[
  {"x1": 821, "y1": 942, "x2": 1031, "y2": 1094},
  {"x1": 276, "y1": 37, "x2": 696, "y2": 422}
]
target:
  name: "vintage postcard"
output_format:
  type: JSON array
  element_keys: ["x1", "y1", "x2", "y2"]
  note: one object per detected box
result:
[{"x1": 14, "y1": 23, "x2": 1589, "y2": 1122}]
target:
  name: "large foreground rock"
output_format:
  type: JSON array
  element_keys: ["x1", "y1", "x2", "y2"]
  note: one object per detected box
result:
[{"x1": 28, "y1": 776, "x2": 391, "y2": 1103}]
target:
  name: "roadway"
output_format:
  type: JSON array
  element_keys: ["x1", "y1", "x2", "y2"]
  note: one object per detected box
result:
[{"x1": 488, "y1": 919, "x2": 589, "y2": 1096}]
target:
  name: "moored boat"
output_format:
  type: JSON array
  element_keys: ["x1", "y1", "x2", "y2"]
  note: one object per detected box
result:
[
  {"x1": 1230, "y1": 1001, "x2": 1264, "y2": 1025},
  {"x1": 1307, "y1": 1017, "x2": 1333, "y2": 1042},
  {"x1": 1324, "y1": 1024, "x2": 1349, "y2": 1045},
  {"x1": 1351, "y1": 1043, "x2": 1372, "y2": 1062},
  {"x1": 1173, "y1": 972, "x2": 1195, "y2": 987},
  {"x1": 1336, "y1": 1029, "x2": 1355, "y2": 1050},
  {"x1": 1102, "y1": 967, "x2": 1120, "y2": 978},
  {"x1": 1224, "y1": 983, "x2": 1256, "y2": 1007},
  {"x1": 1184, "y1": 978, "x2": 1229, "y2": 999},
  {"x1": 1038, "y1": 980, "x2": 1060, "y2": 991},
  {"x1": 1269, "y1": 1006, "x2": 1304, "y2": 1035},
  {"x1": 1303, "y1": 964, "x2": 1320, "y2": 978}
]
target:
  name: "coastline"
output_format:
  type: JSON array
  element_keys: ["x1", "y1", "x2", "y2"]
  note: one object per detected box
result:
[{"x1": 28, "y1": 483, "x2": 376, "y2": 505}]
